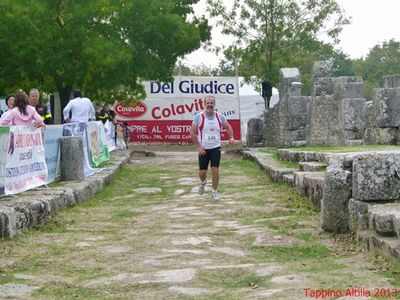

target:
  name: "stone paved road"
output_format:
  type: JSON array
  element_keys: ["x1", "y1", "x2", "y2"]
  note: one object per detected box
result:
[{"x1": 0, "y1": 151, "x2": 396, "y2": 299}]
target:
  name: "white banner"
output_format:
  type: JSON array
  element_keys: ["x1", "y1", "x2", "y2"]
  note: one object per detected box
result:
[
  {"x1": 114, "y1": 76, "x2": 241, "y2": 142},
  {"x1": 115, "y1": 76, "x2": 240, "y2": 121},
  {"x1": 4, "y1": 126, "x2": 47, "y2": 195},
  {"x1": 104, "y1": 120, "x2": 116, "y2": 152}
]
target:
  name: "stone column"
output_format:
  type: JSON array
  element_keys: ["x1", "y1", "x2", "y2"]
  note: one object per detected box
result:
[
  {"x1": 247, "y1": 118, "x2": 264, "y2": 147},
  {"x1": 321, "y1": 157, "x2": 352, "y2": 232},
  {"x1": 60, "y1": 136, "x2": 84, "y2": 181}
]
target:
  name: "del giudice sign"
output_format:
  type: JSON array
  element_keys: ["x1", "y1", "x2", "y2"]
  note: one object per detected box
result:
[{"x1": 114, "y1": 76, "x2": 241, "y2": 143}]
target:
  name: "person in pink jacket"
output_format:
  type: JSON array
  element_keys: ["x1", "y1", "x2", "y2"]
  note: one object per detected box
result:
[{"x1": 0, "y1": 90, "x2": 45, "y2": 128}]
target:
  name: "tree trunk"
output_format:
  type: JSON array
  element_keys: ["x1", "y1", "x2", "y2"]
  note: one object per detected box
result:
[{"x1": 56, "y1": 84, "x2": 73, "y2": 122}]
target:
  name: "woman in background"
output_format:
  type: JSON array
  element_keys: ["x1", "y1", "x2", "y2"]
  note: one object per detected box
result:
[
  {"x1": 0, "y1": 94, "x2": 16, "y2": 121},
  {"x1": 0, "y1": 90, "x2": 44, "y2": 128}
]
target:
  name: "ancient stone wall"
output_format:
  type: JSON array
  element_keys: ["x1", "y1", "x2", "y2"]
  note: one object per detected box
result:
[
  {"x1": 263, "y1": 68, "x2": 310, "y2": 147},
  {"x1": 364, "y1": 75, "x2": 400, "y2": 144},
  {"x1": 262, "y1": 60, "x2": 368, "y2": 147},
  {"x1": 307, "y1": 60, "x2": 365, "y2": 146},
  {"x1": 254, "y1": 60, "x2": 400, "y2": 148}
]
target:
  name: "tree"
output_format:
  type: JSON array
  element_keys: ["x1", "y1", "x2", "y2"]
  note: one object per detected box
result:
[
  {"x1": 354, "y1": 39, "x2": 400, "y2": 100},
  {"x1": 207, "y1": 0, "x2": 350, "y2": 107},
  {"x1": 0, "y1": 0, "x2": 210, "y2": 110}
]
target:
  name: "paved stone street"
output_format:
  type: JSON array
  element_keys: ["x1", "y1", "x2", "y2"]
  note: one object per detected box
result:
[{"x1": 0, "y1": 150, "x2": 396, "y2": 299}]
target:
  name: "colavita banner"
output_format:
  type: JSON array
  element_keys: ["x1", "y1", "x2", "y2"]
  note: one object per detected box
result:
[{"x1": 114, "y1": 76, "x2": 241, "y2": 143}]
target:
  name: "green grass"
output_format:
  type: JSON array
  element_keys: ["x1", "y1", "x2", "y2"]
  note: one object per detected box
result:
[
  {"x1": 267, "y1": 244, "x2": 331, "y2": 262},
  {"x1": 34, "y1": 283, "x2": 104, "y2": 299},
  {"x1": 198, "y1": 268, "x2": 266, "y2": 289}
]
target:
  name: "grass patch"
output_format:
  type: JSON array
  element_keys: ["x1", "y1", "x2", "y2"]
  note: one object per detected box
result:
[
  {"x1": 112, "y1": 210, "x2": 141, "y2": 222},
  {"x1": 35, "y1": 282, "x2": 103, "y2": 299},
  {"x1": 198, "y1": 268, "x2": 265, "y2": 289},
  {"x1": 261, "y1": 244, "x2": 331, "y2": 262}
]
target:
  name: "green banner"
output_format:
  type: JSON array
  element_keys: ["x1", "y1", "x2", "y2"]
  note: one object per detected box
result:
[{"x1": 86, "y1": 121, "x2": 110, "y2": 167}]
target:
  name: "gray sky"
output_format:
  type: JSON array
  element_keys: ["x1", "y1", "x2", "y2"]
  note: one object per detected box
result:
[{"x1": 183, "y1": 0, "x2": 400, "y2": 67}]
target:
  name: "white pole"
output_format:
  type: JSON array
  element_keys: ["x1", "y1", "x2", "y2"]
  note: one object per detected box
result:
[{"x1": 235, "y1": 58, "x2": 242, "y2": 141}]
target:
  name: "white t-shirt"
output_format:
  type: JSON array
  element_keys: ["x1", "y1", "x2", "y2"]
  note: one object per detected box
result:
[
  {"x1": 193, "y1": 111, "x2": 226, "y2": 149},
  {"x1": 63, "y1": 97, "x2": 96, "y2": 123}
]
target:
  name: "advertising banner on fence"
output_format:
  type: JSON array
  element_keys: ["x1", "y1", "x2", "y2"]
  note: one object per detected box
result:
[
  {"x1": 0, "y1": 126, "x2": 10, "y2": 193},
  {"x1": 44, "y1": 125, "x2": 64, "y2": 184},
  {"x1": 86, "y1": 121, "x2": 110, "y2": 167},
  {"x1": 4, "y1": 126, "x2": 47, "y2": 195},
  {"x1": 114, "y1": 76, "x2": 241, "y2": 143},
  {"x1": 104, "y1": 120, "x2": 116, "y2": 152}
]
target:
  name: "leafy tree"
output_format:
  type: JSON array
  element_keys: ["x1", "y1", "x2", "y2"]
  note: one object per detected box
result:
[
  {"x1": 207, "y1": 0, "x2": 350, "y2": 106},
  {"x1": 0, "y1": 0, "x2": 210, "y2": 110},
  {"x1": 173, "y1": 60, "x2": 235, "y2": 76},
  {"x1": 354, "y1": 39, "x2": 400, "y2": 100}
]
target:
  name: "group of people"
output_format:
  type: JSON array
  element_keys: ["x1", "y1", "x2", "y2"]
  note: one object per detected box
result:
[
  {"x1": 0, "y1": 88, "x2": 232, "y2": 202},
  {"x1": 0, "y1": 89, "x2": 53, "y2": 128}
]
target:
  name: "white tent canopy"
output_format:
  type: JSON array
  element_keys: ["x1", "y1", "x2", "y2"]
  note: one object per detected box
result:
[{"x1": 238, "y1": 77, "x2": 279, "y2": 142}]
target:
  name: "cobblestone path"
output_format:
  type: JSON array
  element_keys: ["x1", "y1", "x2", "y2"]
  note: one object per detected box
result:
[{"x1": 0, "y1": 151, "x2": 396, "y2": 299}]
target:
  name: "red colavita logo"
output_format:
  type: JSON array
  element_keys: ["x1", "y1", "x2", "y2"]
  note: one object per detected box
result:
[{"x1": 115, "y1": 102, "x2": 147, "y2": 118}]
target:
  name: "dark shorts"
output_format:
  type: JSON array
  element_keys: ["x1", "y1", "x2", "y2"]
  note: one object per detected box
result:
[{"x1": 199, "y1": 147, "x2": 221, "y2": 170}]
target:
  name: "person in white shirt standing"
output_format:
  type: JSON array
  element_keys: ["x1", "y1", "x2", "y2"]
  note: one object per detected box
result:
[
  {"x1": 190, "y1": 95, "x2": 235, "y2": 201},
  {"x1": 63, "y1": 89, "x2": 96, "y2": 123}
]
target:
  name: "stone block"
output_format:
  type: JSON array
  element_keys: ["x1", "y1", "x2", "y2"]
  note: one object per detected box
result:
[
  {"x1": 307, "y1": 94, "x2": 341, "y2": 145},
  {"x1": 280, "y1": 68, "x2": 300, "y2": 83},
  {"x1": 298, "y1": 161, "x2": 326, "y2": 172},
  {"x1": 285, "y1": 96, "x2": 309, "y2": 130},
  {"x1": 364, "y1": 101, "x2": 375, "y2": 128},
  {"x1": 333, "y1": 77, "x2": 363, "y2": 100},
  {"x1": 312, "y1": 60, "x2": 334, "y2": 78},
  {"x1": 286, "y1": 129, "x2": 306, "y2": 142},
  {"x1": 340, "y1": 98, "x2": 366, "y2": 131},
  {"x1": 277, "y1": 149, "x2": 331, "y2": 163},
  {"x1": 348, "y1": 199, "x2": 370, "y2": 233},
  {"x1": 364, "y1": 127, "x2": 397, "y2": 145},
  {"x1": 0, "y1": 207, "x2": 17, "y2": 239},
  {"x1": 344, "y1": 139, "x2": 363, "y2": 146},
  {"x1": 344, "y1": 130, "x2": 357, "y2": 140},
  {"x1": 313, "y1": 77, "x2": 334, "y2": 96},
  {"x1": 374, "y1": 88, "x2": 400, "y2": 127},
  {"x1": 321, "y1": 166, "x2": 352, "y2": 232},
  {"x1": 60, "y1": 136, "x2": 84, "y2": 181},
  {"x1": 327, "y1": 153, "x2": 361, "y2": 170},
  {"x1": 352, "y1": 153, "x2": 400, "y2": 200},
  {"x1": 368, "y1": 207, "x2": 397, "y2": 237},
  {"x1": 282, "y1": 174, "x2": 295, "y2": 187},
  {"x1": 247, "y1": 118, "x2": 264, "y2": 147},
  {"x1": 279, "y1": 68, "x2": 301, "y2": 101},
  {"x1": 289, "y1": 82, "x2": 302, "y2": 96},
  {"x1": 290, "y1": 140, "x2": 306, "y2": 147},
  {"x1": 384, "y1": 75, "x2": 400, "y2": 88},
  {"x1": 367, "y1": 203, "x2": 400, "y2": 238}
]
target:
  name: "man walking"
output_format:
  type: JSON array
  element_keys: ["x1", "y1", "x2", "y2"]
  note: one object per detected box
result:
[
  {"x1": 190, "y1": 95, "x2": 235, "y2": 201},
  {"x1": 63, "y1": 89, "x2": 96, "y2": 123}
]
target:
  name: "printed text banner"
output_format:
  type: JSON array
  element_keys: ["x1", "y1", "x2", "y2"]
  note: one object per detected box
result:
[
  {"x1": 114, "y1": 76, "x2": 241, "y2": 143},
  {"x1": 5, "y1": 126, "x2": 47, "y2": 195},
  {"x1": 126, "y1": 120, "x2": 240, "y2": 143}
]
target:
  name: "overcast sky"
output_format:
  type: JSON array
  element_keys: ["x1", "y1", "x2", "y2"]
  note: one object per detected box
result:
[{"x1": 183, "y1": 0, "x2": 400, "y2": 67}]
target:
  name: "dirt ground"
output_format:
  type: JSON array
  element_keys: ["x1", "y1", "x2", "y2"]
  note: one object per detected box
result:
[{"x1": 0, "y1": 150, "x2": 398, "y2": 299}]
